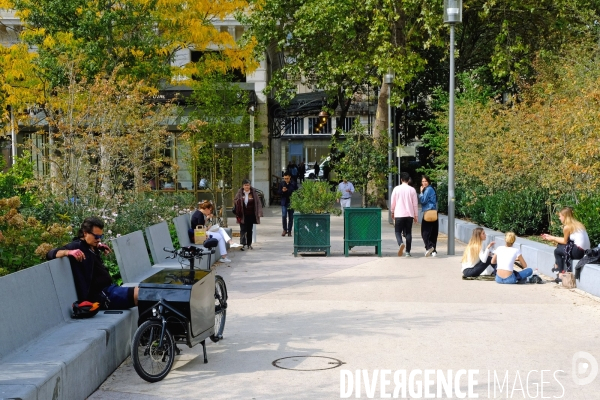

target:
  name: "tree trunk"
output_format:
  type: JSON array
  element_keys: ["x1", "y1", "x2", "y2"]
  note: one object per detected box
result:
[{"x1": 374, "y1": 80, "x2": 391, "y2": 139}]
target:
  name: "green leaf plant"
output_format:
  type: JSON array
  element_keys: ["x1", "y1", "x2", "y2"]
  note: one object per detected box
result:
[{"x1": 290, "y1": 180, "x2": 341, "y2": 215}]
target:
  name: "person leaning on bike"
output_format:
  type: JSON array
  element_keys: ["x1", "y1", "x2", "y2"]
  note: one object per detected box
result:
[{"x1": 46, "y1": 217, "x2": 138, "y2": 309}]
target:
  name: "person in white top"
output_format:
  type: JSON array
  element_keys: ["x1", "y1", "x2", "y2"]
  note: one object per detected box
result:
[
  {"x1": 541, "y1": 207, "x2": 590, "y2": 273},
  {"x1": 461, "y1": 228, "x2": 496, "y2": 278},
  {"x1": 390, "y1": 172, "x2": 418, "y2": 257},
  {"x1": 492, "y1": 232, "x2": 533, "y2": 284},
  {"x1": 337, "y1": 178, "x2": 355, "y2": 212}
]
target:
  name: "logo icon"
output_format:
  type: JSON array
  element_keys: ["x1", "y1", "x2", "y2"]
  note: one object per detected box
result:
[{"x1": 572, "y1": 351, "x2": 598, "y2": 386}]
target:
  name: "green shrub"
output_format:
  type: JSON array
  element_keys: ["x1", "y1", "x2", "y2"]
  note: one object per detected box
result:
[{"x1": 290, "y1": 180, "x2": 341, "y2": 215}]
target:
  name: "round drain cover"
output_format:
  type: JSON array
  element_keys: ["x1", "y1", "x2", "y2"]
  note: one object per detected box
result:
[{"x1": 272, "y1": 356, "x2": 344, "y2": 371}]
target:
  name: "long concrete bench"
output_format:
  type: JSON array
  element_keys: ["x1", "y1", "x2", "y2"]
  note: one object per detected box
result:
[
  {"x1": 438, "y1": 214, "x2": 600, "y2": 296},
  {"x1": 111, "y1": 230, "x2": 165, "y2": 285},
  {"x1": 0, "y1": 258, "x2": 137, "y2": 400},
  {"x1": 146, "y1": 221, "x2": 217, "y2": 269}
]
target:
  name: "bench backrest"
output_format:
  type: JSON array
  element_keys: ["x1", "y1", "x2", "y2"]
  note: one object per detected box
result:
[
  {"x1": 48, "y1": 257, "x2": 79, "y2": 322},
  {"x1": 0, "y1": 263, "x2": 64, "y2": 360},
  {"x1": 173, "y1": 213, "x2": 192, "y2": 247},
  {"x1": 111, "y1": 230, "x2": 153, "y2": 284},
  {"x1": 145, "y1": 221, "x2": 175, "y2": 264}
]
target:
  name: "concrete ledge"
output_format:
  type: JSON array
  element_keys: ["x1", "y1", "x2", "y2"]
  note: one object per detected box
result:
[
  {"x1": 111, "y1": 230, "x2": 164, "y2": 284},
  {"x1": 578, "y1": 264, "x2": 600, "y2": 297},
  {"x1": 438, "y1": 214, "x2": 599, "y2": 297}
]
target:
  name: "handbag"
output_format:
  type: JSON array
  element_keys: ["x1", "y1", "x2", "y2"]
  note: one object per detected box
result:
[
  {"x1": 423, "y1": 209, "x2": 438, "y2": 222},
  {"x1": 194, "y1": 225, "x2": 206, "y2": 244},
  {"x1": 560, "y1": 272, "x2": 576, "y2": 289}
]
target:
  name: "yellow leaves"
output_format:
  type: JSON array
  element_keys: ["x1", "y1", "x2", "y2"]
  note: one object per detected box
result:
[{"x1": 43, "y1": 35, "x2": 56, "y2": 48}]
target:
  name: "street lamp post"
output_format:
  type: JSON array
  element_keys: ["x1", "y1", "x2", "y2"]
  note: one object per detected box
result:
[
  {"x1": 247, "y1": 101, "x2": 256, "y2": 244},
  {"x1": 443, "y1": 0, "x2": 462, "y2": 255},
  {"x1": 384, "y1": 72, "x2": 394, "y2": 224}
]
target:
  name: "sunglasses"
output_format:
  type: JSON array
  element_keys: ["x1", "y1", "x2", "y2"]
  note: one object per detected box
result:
[{"x1": 87, "y1": 233, "x2": 104, "y2": 240}]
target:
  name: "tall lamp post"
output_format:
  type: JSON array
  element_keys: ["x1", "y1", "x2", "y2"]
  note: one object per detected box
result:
[
  {"x1": 443, "y1": 0, "x2": 462, "y2": 255},
  {"x1": 385, "y1": 71, "x2": 394, "y2": 224},
  {"x1": 247, "y1": 97, "x2": 257, "y2": 244}
]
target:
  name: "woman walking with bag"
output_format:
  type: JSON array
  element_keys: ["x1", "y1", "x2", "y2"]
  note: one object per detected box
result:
[
  {"x1": 234, "y1": 179, "x2": 263, "y2": 250},
  {"x1": 419, "y1": 175, "x2": 439, "y2": 257}
]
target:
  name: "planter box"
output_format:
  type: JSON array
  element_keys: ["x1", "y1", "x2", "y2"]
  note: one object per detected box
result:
[
  {"x1": 343, "y1": 207, "x2": 382, "y2": 257},
  {"x1": 293, "y1": 213, "x2": 331, "y2": 256}
]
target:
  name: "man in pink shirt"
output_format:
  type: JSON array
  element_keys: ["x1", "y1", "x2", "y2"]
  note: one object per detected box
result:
[{"x1": 390, "y1": 172, "x2": 418, "y2": 257}]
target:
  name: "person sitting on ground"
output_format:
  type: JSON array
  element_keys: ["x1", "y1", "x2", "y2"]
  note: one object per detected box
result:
[
  {"x1": 541, "y1": 206, "x2": 590, "y2": 273},
  {"x1": 492, "y1": 231, "x2": 534, "y2": 284},
  {"x1": 189, "y1": 200, "x2": 241, "y2": 263},
  {"x1": 461, "y1": 227, "x2": 496, "y2": 278},
  {"x1": 46, "y1": 217, "x2": 138, "y2": 309}
]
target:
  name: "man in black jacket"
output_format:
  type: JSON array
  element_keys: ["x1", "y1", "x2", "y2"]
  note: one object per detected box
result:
[
  {"x1": 47, "y1": 217, "x2": 138, "y2": 309},
  {"x1": 278, "y1": 172, "x2": 297, "y2": 237}
]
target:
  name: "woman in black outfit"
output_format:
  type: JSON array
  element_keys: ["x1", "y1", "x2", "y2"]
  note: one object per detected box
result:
[{"x1": 234, "y1": 179, "x2": 263, "y2": 250}]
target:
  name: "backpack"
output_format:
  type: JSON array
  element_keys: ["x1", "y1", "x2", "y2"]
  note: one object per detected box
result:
[{"x1": 72, "y1": 301, "x2": 100, "y2": 319}]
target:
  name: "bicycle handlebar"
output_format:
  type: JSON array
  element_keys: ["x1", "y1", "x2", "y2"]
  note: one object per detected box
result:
[{"x1": 163, "y1": 246, "x2": 215, "y2": 260}]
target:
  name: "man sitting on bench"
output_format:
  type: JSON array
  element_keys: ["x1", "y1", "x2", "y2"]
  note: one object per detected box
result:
[{"x1": 47, "y1": 217, "x2": 138, "y2": 309}]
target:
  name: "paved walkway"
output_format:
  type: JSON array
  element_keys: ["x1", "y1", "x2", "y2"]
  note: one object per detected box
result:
[{"x1": 91, "y1": 202, "x2": 600, "y2": 400}]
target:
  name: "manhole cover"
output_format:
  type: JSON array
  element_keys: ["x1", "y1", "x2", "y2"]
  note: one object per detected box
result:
[{"x1": 272, "y1": 356, "x2": 344, "y2": 371}]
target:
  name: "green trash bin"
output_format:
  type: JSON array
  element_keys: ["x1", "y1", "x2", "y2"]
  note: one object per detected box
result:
[
  {"x1": 293, "y1": 213, "x2": 331, "y2": 256},
  {"x1": 344, "y1": 207, "x2": 382, "y2": 257}
]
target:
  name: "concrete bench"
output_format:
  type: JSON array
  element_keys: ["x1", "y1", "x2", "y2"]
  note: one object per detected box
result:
[
  {"x1": 173, "y1": 213, "x2": 232, "y2": 253},
  {"x1": 146, "y1": 221, "x2": 216, "y2": 269},
  {"x1": 111, "y1": 230, "x2": 165, "y2": 285},
  {"x1": 0, "y1": 258, "x2": 137, "y2": 400}
]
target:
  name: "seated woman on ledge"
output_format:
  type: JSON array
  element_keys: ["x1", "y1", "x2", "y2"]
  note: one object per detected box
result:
[
  {"x1": 461, "y1": 227, "x2": 496, "y2": 278},
  {"x1": 541, "y1": 207, "x2": 590, "y2": 273},
  {"x1": 492, "y1": 232, "x2": 533, "y2": 284}
]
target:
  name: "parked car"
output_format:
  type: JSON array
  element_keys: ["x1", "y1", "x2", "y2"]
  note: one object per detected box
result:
[{"x1": 304, "y1": 157, "x2": 330, "y2": 180}]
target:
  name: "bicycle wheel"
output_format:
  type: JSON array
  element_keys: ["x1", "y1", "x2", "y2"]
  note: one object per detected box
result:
[
  {"x1": 210, "y1": 275, "x2": 228, "y2": 342},
  {"x1": 132, "y1": 320, "x2": 175, "y2": 382}
]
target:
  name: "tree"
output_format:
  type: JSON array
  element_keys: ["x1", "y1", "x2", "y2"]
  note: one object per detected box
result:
[
  {"x1": 330, "y1": 123, "x2": 392, "y2": 207},
  {"x1": 3, "y1": 0, "x2": 257, "y2": 87},
  {"x1": 244, "y1": 0, "x2": 444, "y2": 137},
  {"x1": 28, "y1": 63, "x2": 178, "y2": 212}
]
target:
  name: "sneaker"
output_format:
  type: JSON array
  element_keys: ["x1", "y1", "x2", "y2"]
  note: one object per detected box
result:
[
  {"x1": 404, "y1": 252, "x2": 412, "y2": 257},
  {"x1": 230, "y1": 243, "x2": 243, "y2": 248},
  {"x1": 431, "y1": 251, "x2": 438, "y2": 257},
  {"x1": 425, "y1": 248, "x2": 434, "y2": 257},
  {"x1": 397, "y1": 243, "x2": 405, "y2": 257},
  {"x1": 219, "y1": 257, "x2": 232, "y2": 263}
]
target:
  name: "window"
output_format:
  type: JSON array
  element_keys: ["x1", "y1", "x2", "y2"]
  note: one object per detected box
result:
[
  {"x1": 285, "y1": 117, "x2": 304, "y2": 135},
  {"x1": 308, "y1": 117, "x2": 332, "y2": 134},
  {"x1": 340, "y1": 117, "x2": 356, "y2": 132}
]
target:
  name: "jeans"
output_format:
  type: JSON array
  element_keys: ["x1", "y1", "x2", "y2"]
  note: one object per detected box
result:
[
  {"x1": 281, "y1": 205, "x2": 294, "y2": 232},
  {"x1": 421, "y1": 219, "x2": 439, "y2": 252},
  {"x1": 463, "y1": 256, "x2": 496, "y2": 277},
  {"x1": 394, "y1": 217, "x2": 413, "y2": 253},
  {"x1": 554, "y1": 244, "x2": 585, "y2": 272},
  {"x1": 495, "y1": 268, "x2": 533, "y2": 284}
]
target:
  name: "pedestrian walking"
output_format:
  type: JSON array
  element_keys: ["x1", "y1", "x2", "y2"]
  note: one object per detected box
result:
[
  {"x1": 234, "y1": 179, "x2": 263, "y2": 250},
  {"x1": 419, "y1": 175, "x2": 439, "y2": 257},
  {"x1": 278, "y1": 172, "x2": 297, "y2": 236},
  {"x1": 337, "y1": 178, "x2": 355, "y2": 212},
  {"x1": 390, "y1": 172, "x2": 418, "y2": 257}
]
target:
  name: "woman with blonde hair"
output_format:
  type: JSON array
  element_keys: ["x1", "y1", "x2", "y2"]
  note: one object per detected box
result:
[
  {"x1": 461, "y1": 228, "x2": 496, "y2": 277},
  {"x1": 492, "y1": 232, "x2": 533, "y2": 284},
  {"x1": 541, "y1": 207, "x2": 590, "y2": 273}
]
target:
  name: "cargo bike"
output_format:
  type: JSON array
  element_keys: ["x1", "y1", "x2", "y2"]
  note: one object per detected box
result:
[{"x1": 131, "y1": 240, "x2": 228, "y2": 382}]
